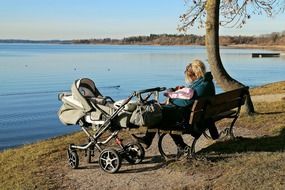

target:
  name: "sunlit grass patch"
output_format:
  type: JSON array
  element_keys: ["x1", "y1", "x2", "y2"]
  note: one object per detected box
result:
[
  {"x1": 0, "y1": 127, "x2": 138, "y2": 190},
  {"x1": 167, "y1": 152, "x2": 285, "y2": 189},
  {"x1": 0, "y1": 132, "x2": 86, "y2": 190},
  {"x1": 238, "y1": 100, "x2": 285, "y2": 133},
  {"x1": 250, "y1": 81, "x2": 285, "y2": 95},
  {"x1": 167, "y1": 140, "x2": 285, "y2": 190},
  {"x1": 212, "y1": 152, "x2": 285, "y2": 190}
]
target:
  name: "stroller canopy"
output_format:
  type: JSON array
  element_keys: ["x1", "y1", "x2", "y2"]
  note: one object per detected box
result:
[{"x1": 58, "y1": 78, "x2": 104, "y2": 125}]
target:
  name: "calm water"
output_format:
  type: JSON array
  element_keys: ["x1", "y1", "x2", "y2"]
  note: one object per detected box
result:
[{"x1": 0, "y1": 43, "x2": 284, "y2": 150}]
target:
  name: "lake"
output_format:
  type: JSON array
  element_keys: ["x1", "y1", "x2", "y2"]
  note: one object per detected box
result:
[{"x1": 0, "y1": 43, "x2": 284, "y2": 150}]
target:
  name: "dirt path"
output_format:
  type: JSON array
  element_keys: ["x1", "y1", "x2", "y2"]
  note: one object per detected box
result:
[
  {"x1": 64, "y1": 128, "x2": 260, "y2": 190},
  {"x1": 64, "y1": 94, "x2": 284, "y2": 190},
  {"x1": 65, "y1": 134, "x2": 194, "y2": 190}
]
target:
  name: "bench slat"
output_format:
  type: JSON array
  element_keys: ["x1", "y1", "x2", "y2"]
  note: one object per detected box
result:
[
  {"x1": 212, "y1": 110, "x2": 237, "y2": 121},
  {"x1": 189, "y1": 87, "x2": 248, "y2": 124},
  {"x1": 207, "y1": 88, "x2": 246, "y2": 105},
  {"x1": 205, "y1": 97, "x2": 245, "y2": 118}
]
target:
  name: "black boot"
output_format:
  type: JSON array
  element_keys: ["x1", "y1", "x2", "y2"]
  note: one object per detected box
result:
[
  {"x1": 170, "y1": 134, "x2": 189, "y2": 159},
  {"x1": 132, "y1": 132, "x2": 155, "y2": 149}
]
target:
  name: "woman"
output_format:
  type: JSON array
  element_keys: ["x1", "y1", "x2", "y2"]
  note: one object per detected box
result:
[{"x1": 133, "y1": 59, "x2": 216, "y2": 154}]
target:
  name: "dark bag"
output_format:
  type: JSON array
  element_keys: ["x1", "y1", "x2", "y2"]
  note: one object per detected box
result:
[{"x1": 130, "y1": 102, "x2": 162, "y2": 127}]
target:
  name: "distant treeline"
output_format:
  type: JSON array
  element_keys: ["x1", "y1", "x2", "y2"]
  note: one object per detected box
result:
[
  {"x1": 72, "y1": 34, "x2": 205, "y2": 45},
  {"x1": 1, "y1": 31, "x2": 285, "y2": 46},
  {"x1": 219, "y1": 31, "x2": 285, "y2": 46},
  {"x1": 71, "y1": 31, "x2": 285, "y2": 46}
]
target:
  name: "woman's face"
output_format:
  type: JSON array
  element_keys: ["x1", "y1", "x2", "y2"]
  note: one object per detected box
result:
[
  {"x1": 185, "y1": 65, "x2": 197, "y2": 82},
  {"x1": 189, "y1": 72, "x2": 197, "y2": 81}
]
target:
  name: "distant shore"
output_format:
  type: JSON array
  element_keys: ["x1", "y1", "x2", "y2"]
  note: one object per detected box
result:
[
  {"x1": 1, "y1": 32, "x2": 285, "y2": 53},
  {"x1": 1, "y1": 40, "x2": 285, "y2": 54}
]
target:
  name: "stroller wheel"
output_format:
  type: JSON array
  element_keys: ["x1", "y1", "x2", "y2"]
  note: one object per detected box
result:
[
  {"x1": 67, "y1": 149, "x2": 79, "y2": 169},
  {"x1": 124, "y1": 142, "x2": 145, "y2": 164},
  {"x1": 99, "y1": 148, "x2": 121, "y2": 173},
  {"x1": 158, "y1": 133, "x2": 177, "y2": 160}
]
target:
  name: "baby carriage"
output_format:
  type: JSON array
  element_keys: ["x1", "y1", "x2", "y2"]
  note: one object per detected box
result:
[{"x1": 58, "y1": 78, "x2": 165, "y2": 173}]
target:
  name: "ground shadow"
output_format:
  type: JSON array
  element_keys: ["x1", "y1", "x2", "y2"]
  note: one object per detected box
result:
[
  {"x1": 140, "y1": 155, "x2": 166, "y2": 164},
  {"x1": 76, "y1": 154, "x2": 169, "y2": 173},
  {"x1": 255, "y1": 111, "x2": 285, "y2": 115},
  {"x1": 200, "y1": 128, "x2": 285, "y2": 155},
  {"x1": 119, "y1": 158, "x2": 176, "y2": 174}
]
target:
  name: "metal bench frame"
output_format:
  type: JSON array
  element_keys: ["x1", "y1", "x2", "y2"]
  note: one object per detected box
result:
[{"x1": 150, "y1": 87, "x2": 249, "y2": 160}]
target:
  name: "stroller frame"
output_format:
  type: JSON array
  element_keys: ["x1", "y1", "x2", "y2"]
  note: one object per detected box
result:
[{"x1": 59, "y1": 81, "x2": 165, "y2": 173}]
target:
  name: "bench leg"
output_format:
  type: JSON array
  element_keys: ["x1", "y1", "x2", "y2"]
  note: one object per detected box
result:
[
  {"x1": 188, "y1": 137, "x2": 198, "y2": 159},
  {"x1": 202, "y1": 130, "x2": 212, "y2": 139},
  {"x1": 158, "y1": 133, "x2": 199, "y2": 160},
  {"x1": 219, "y1": 116, "x2": 238, "y2": 139},
  {"x1": 228, "y1": 116, "x2": 238, "y2": 139},
  {"x1": 158, "y1": 133, "x2": 204, "y2": 161}
]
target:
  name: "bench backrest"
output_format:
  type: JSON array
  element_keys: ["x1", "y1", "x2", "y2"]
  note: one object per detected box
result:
[{"x1": 189, "y1": 87, "x2": 249, "y2": 124}]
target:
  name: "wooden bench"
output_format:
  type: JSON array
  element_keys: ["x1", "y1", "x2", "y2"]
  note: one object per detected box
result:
[{"x1": 148, "y1": 86, "x2": 249, "y2": 159}]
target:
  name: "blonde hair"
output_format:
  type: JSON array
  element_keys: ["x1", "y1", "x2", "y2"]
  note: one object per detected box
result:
[{"x1": 185, "y1": 59, "x2": 206, "y2": 83}]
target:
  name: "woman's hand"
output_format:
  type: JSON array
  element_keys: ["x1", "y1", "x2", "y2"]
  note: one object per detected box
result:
[
  {"x1": 175, "y1": 86, "x2": 185, "y2": 90},
  {"x1": 163, "y1": 92, "x2": 170, "y2": 97}
]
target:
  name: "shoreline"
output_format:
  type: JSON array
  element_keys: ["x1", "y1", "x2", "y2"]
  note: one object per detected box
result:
[{"x1": 1, "y1": 41, "x2": 284, "y2": 53}]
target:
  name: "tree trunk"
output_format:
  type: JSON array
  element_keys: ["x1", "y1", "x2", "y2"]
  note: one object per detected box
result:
[{"x1": 205, "y1": 0, "x2": 255, "y2": 114}]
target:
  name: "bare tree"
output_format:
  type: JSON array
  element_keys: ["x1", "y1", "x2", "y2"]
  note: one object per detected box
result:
[{"x1": 179, "y1": 0, "x2": 284, "y2": 114}]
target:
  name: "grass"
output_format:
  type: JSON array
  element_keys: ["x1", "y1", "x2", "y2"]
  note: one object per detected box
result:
[
  {"x1": 250, "y1": 81, "x2": 285, "y2": 95},
  {"x1": 213, "y1": 152, "x2": 285, "y2": 190},
  {"x1": 0, "y1": 132, "x2": 86, "y2": 190},
  {"x1": 171, "y1": 151, "x2": 285, "y2": 190},
  {"x1": 1, "y1": 81, "x2": 285, "y2": 190},
  {"x1": 238, "y1": 100, "x2": 285, "y2": 133},
  {"x1": 0, "y1": 129, "x2": 135, "y2": 190}
]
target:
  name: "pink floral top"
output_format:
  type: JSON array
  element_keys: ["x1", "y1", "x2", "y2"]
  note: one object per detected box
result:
[{"x1": 166, "y1": 87, "x2": 194, "y2": 100}]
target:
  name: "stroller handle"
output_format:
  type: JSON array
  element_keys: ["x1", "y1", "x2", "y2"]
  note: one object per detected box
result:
[{"x1": 134, "y1": 87, "x2": 166, "y2": 95}]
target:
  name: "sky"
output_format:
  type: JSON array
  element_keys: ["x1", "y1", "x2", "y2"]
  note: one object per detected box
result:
[{"x1": 0, "y1": 0, "x2": 284, "y2": 40}]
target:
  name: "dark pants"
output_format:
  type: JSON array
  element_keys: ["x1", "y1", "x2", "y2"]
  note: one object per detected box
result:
[
  {"x1": 143, "y1": 104, "x2": 220, "y2": 147},
  {"x1": 143, "y1": 104, "x2": 188, "y2": 148},
  {"x1": 143, "y1": 131, "x2": 187, "y2": 148}
]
